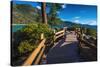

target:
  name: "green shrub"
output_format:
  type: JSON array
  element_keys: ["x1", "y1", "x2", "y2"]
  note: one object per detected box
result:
[
  {"x1": 18, "y1": 40, "x2": 36, "y2": 54},
  {"x1": 14, "y1": 23, "x2": 54, "y2": 54},
  {"x1": 86, "y1": 28, "x2": 97, "y2": 37}
]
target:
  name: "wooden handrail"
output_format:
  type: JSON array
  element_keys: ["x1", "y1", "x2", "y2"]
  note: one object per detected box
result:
[
  {"x1": 55, "y1": 33, "x2": 64, "y2": 40},
  {"x1": 22, "y1": 28, "x2": 66, "y2": 66},
  {"x1": 34, "y1": 45, "x2": 45, "y2": 64},
  {"x1": 22, "y1": 28, "x2": 67, "y2": 66},
  {"x1": 81, "y1": 39, "x2": 96, "y2": 48},
  {"x1": 54, "y1": 29, "x2": 65, "y2": 40},
  {"x1": 55, "y1": 30, "x2": 64, "y2": 35},
  {"x1": 77, "y1": 33, "x2": 96, "y2": 49},
  {"x1": 75, "y1": 28, "x2": 97, "y2": 49},
  {"x1": 22, "y1": 39, "x2": 46, "y2": 66}
]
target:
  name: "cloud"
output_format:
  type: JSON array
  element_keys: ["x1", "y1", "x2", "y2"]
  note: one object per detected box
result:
[
  {"x1": 74, "y1": 20, "x2": 80, "y2": 23},
  {"x1": 36, "y1": 6, "x2": 41, "y2": 10},
  {"x1": 80, "y1": 20, "x2": 97, "y2": 25},
  {"x1": 61, "y1": 4, "x2": 66, "y2": 9},
  {"x1": 74, "y1": 16, "x2": 80, "y2": 19},
  {"x1": 87, "y1": 20, "x2": 97, "y2": 25},
  {"x1": 61, "y1": 18, "x2": 67, "y2": 21}
]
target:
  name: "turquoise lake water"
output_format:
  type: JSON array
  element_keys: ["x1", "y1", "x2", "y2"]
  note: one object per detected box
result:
[
  {"x1": 12, "y1": 25, "x2": 25, "y2": 32},
  {"x1": 12, "y1": 24, "x2": 64, "y2": 32}
]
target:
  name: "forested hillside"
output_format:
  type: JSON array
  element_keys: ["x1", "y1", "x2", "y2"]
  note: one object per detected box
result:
[
  {"x1": 12, "y1": 3, "x2": 63, "y2": 26},
  {"x1": 12, "y1": 4, "x2": 42, "y2": 24},
  {"x1": 63, "y1": 21, "x2": 97, "y2": 30}
]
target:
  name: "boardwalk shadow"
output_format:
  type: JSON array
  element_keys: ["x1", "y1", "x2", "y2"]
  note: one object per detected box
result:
[
  {"x1": 46, "y1": 38, "x2": 81, "y2": 64},
  {"x1": 79, "y1": 46, "x2": 97, "y2": 61},
  {"x1": 54, "y1": 37, "x2": 66, "y2": 48}
]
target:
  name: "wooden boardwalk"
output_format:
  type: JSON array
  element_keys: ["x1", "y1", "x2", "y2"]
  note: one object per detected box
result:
[
  {"x1": 21, "y1": 30, "x2": 96, "y2": 65},
  {"x1": 46, "y1": 31, "x2": 83, "y2": 64}
]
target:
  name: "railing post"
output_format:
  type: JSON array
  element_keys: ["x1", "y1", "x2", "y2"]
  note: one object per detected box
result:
[
  {"x1": 63, "y1": 27, "x2": 67, "y2": 38},
  {"x1": 77, "y1": 28, "x2": 82, "y2": 47},
  {"x1": 81, "y1": 28, "x2": 84, "y2": 40},
  {"x1": 53, "y1": 29, "x2": 56, "y2": 44},
  {"x1": 84, "y1": 28, "x2": 87, "y2": 34},
  {"x1": 75, "y1": 28, "x2": 78, "y2": 36},
  {"x1": 41, "y1": 33, "x2": 44, "y2": 40},
  {"x1": 40, "y1": 33, "x2": 47, "y2": 64},
  {"x1": 77, "y1": 28, "x2": 80, "y2": 39}
]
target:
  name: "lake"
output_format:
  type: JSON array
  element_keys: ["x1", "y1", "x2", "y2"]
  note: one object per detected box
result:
[
  {"x1": 12, "y1": 24, "x2": 64, "y2": 32},
  {"x1": 12, "y1": 24, "x2": 25, "y2": 32}
]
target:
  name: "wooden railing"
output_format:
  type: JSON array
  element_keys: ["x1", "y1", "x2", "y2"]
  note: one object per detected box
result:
[
  {"x1": 75, "y1": 28, "x2": 97, "y2": 49},
  {"x1": 76, "y1": 28, "x2": 97, "y2": 60},
  {"x1": 54, "y1": 29, "x2": 65, "y2": 41},
  {"x1": 80, "y1": 39, "x2": 96, "y2": 49},
  {"x1": 22, "y1": 34, "x2": 46, "y2": 66},
  {"x1": 22, "y1": 28, "x2": 66, "y2": 66}
]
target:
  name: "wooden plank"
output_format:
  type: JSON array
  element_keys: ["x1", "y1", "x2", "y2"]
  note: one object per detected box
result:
[
  {"x1": 55, "y1": 30, "x2": 64, "y2": 35},
  {"x1": 55, "y1": 33, "x2": 64, "y2": 40},
  {"x1": 81, "y1": 39, "x2": 96, "y2": 48},
  {"x1": 22, "y1": 39, "x2": 46, "y2": 66},
  {"x1": 34, "y1": 45, "x2": 45, "y2": 64}
]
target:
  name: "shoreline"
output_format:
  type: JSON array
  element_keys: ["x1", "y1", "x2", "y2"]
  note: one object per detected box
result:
[{"x1": 12, "y1": 24, "x2": 27, "y2": 25}]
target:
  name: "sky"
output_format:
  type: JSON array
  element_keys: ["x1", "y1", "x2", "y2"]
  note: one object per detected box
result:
[
  {"x1": 58, "y1": 4, "x2": 97, "y2": 25},
  {"x1": 12, "y1": 1, "x2": 97, "y2": 26}
]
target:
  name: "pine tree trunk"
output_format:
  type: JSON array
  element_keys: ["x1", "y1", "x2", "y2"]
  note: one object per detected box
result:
[{"x1": 41, "y1": 2, "x2": 47, "y2": 24}]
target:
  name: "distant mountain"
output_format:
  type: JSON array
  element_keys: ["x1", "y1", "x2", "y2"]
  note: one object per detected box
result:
[
  {"x1": 81, "y1": 24, "x2": 97, "y2": 30},
  {"x1": 62, "y1": 21, "x2": 97, "y2": 30}
]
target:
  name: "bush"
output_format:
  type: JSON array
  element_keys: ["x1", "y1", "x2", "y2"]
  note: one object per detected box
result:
[
  {"x1": 18, "y1": 40, "x2": 36, "y2": 54},
  {"x1": 13, "y1": 23, "x2": 54, "y2": 54},
  {"x1": 86, "y1": 28, "x2": 97, "y2": 37}
]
